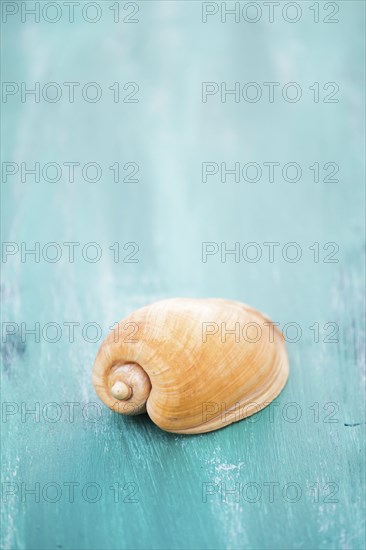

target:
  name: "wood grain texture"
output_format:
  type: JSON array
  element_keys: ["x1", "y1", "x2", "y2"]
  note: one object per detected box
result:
[{"x1": 1, "y1": 2, "x2": 365, "y2": 549}]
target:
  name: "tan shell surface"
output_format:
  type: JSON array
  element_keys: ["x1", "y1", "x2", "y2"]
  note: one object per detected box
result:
[{"x1": 92, "y1": 298, "x2": 289, "y2": 434}]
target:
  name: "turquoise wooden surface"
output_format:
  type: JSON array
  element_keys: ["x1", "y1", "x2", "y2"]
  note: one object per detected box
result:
[{"x1": 1, "y1": 1, "x2": 365, "y2": 549}]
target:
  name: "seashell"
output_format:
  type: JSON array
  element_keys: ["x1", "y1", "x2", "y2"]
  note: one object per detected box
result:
[{"x1": 92, "y1": 298, "x2": 289, "y2": 434}]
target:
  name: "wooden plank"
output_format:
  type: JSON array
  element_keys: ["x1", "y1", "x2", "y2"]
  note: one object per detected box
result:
[{"x1": 1, "y1": 2, "x2": 365, "y2": 549}]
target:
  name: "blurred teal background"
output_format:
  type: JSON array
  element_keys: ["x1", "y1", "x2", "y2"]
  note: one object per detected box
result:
[{"x1": 1, "y1": 1, "x2": 365, "y2": 549}]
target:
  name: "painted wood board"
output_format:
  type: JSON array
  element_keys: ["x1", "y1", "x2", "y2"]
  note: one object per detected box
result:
[{"x1": 1, "y1": 2, "x2": 365, "y2": 549}]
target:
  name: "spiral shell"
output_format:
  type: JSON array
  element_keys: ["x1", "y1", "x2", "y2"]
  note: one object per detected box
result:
[{"x1": 92, "y1": 298, "x2": 289, "y2": 434}]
